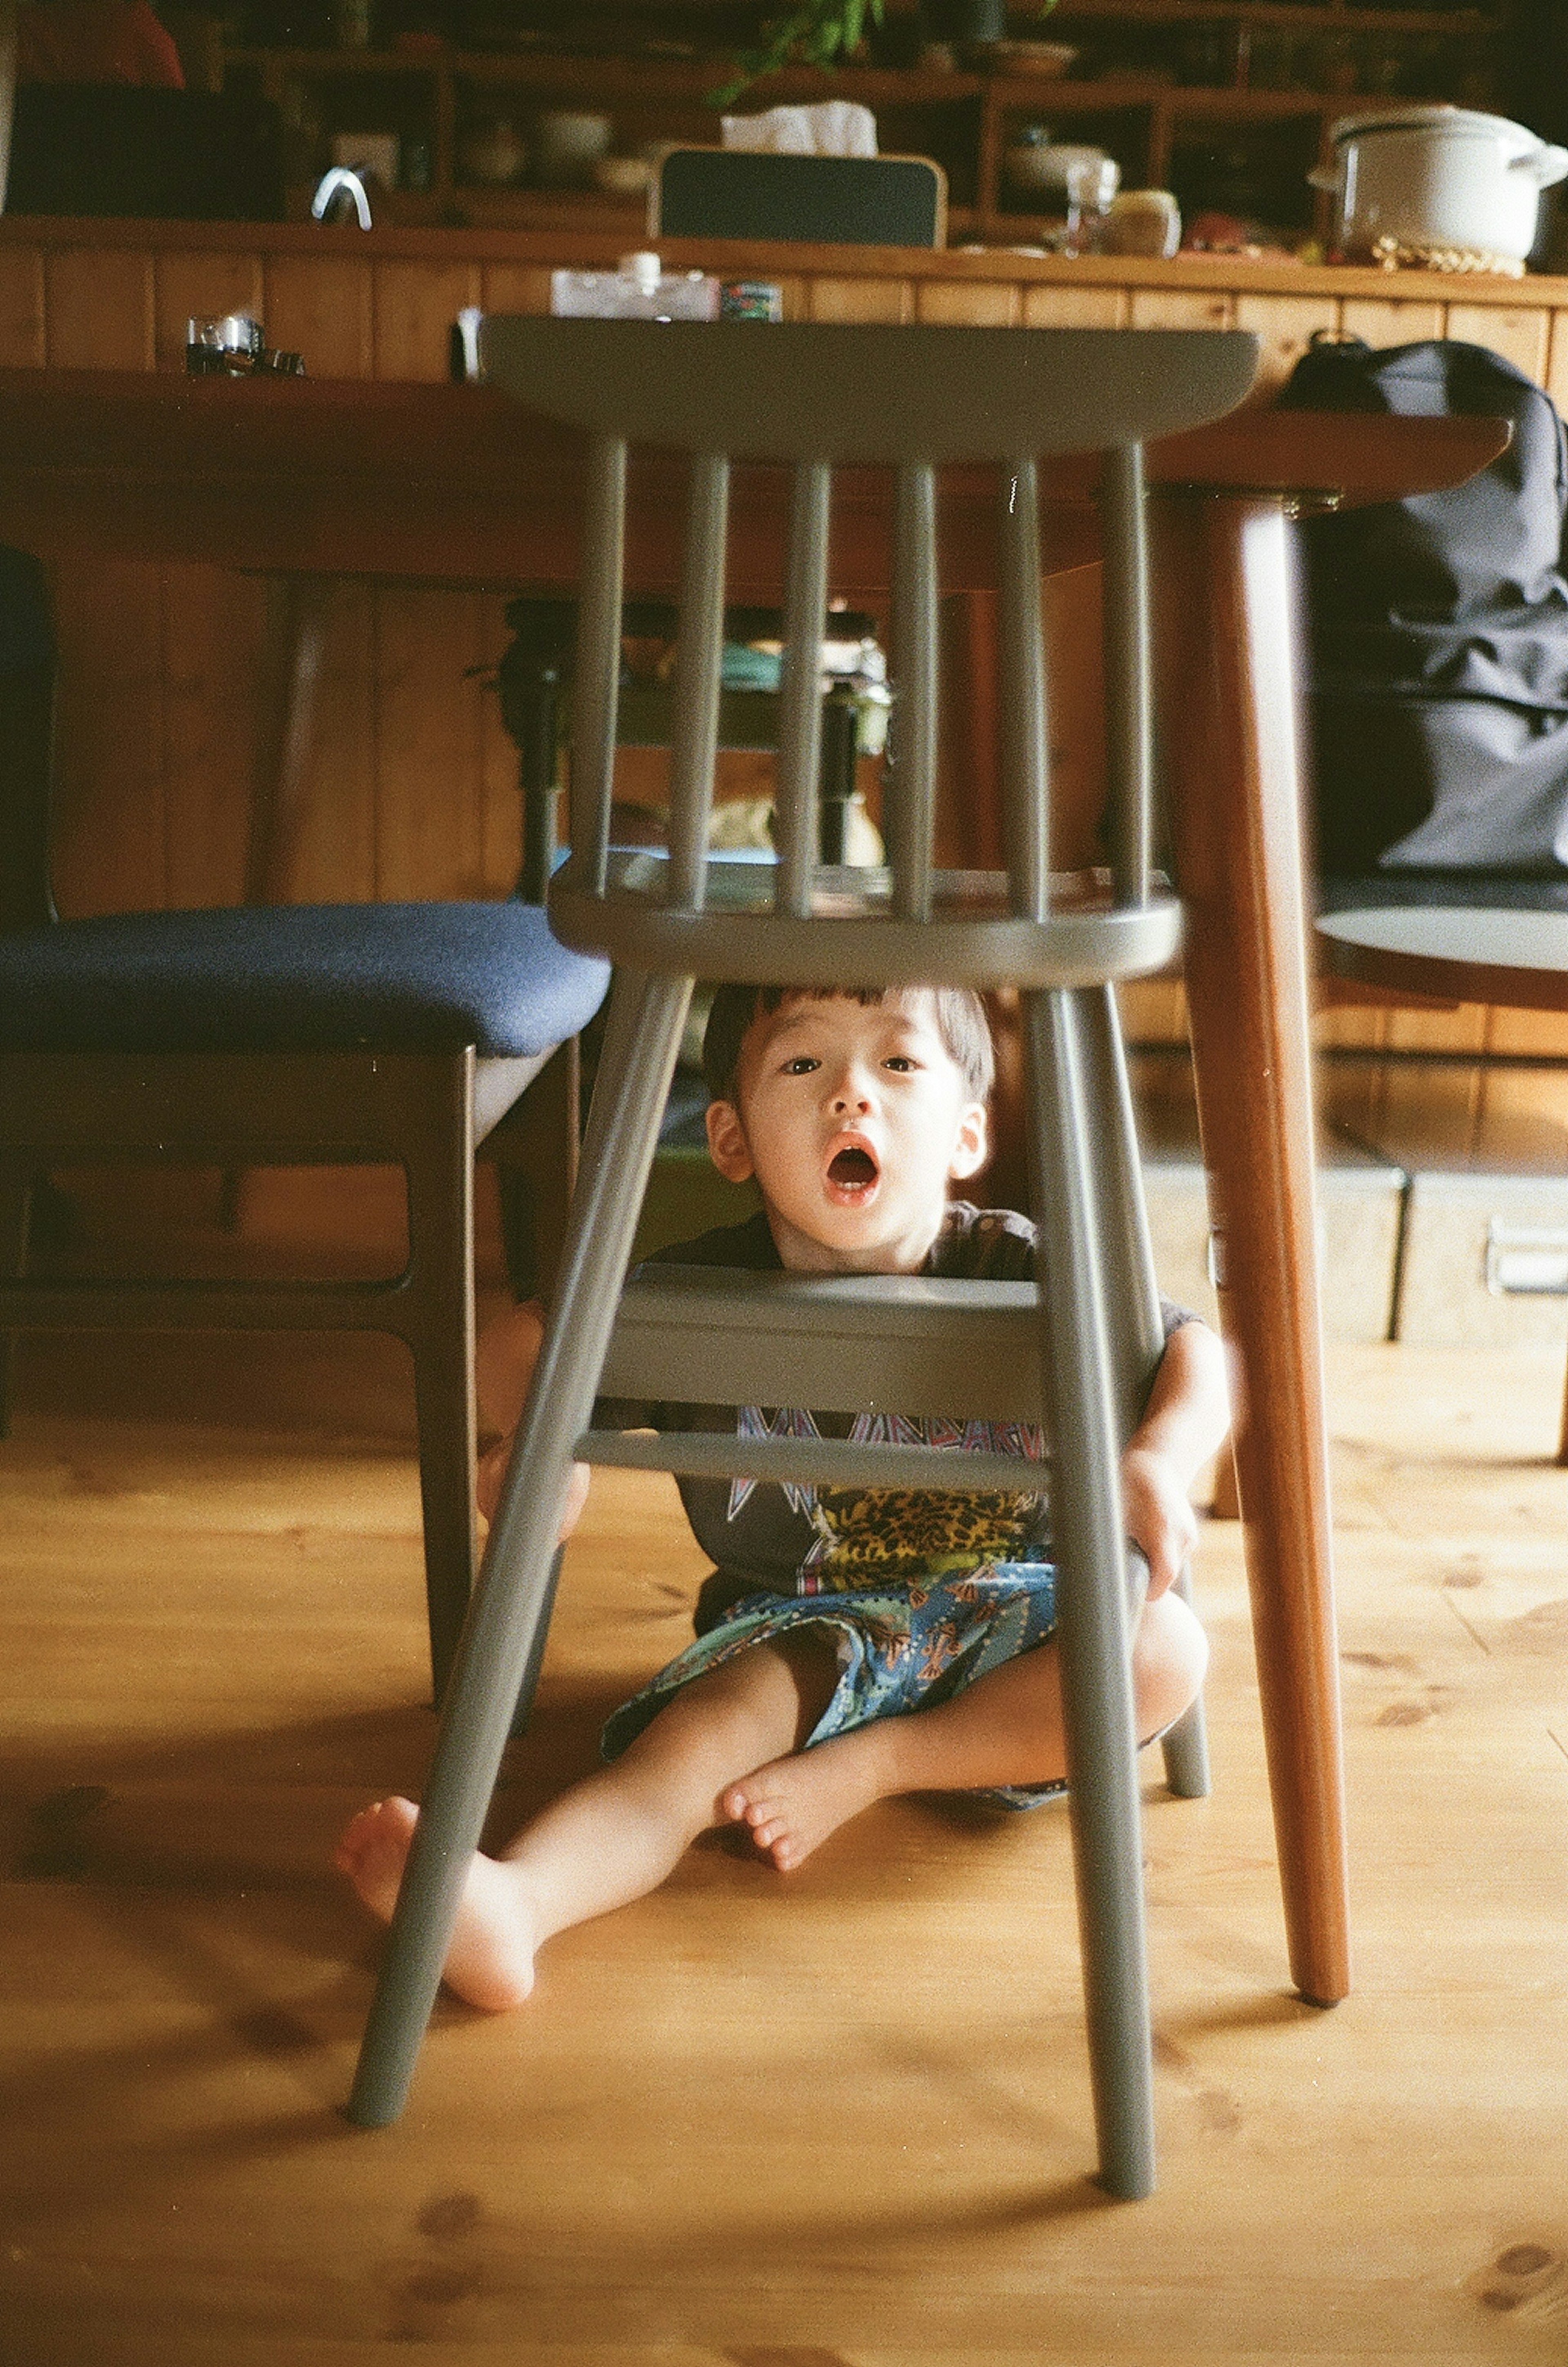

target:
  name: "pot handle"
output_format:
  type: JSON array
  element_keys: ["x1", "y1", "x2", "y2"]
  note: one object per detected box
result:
[
  {"x1": 1306, "y1": 166, "x2": 1340, "y2": 192},
  {"x1": 1513, "y1": 143, "x2": 1568, "y2": 187}
]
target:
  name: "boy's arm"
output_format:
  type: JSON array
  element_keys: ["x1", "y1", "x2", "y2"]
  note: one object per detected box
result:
[{"x1": 1118, "y1": 1317, "x2": 1231, "y2": 1599}]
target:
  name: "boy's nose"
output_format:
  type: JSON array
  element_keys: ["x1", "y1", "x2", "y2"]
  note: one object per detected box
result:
[{"x1": 829, "y1": 1065, "x2": 875, "y2": 1114}]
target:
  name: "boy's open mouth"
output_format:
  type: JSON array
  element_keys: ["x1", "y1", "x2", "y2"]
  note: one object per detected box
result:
[{"x1": 826, "y1": 1142, "x2": 880, "y2": 1198}]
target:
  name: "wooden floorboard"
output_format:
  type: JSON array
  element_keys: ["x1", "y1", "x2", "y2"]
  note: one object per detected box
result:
[{"x1": 2, "y1": 1336, "x2": 1567, "y2": 2363}]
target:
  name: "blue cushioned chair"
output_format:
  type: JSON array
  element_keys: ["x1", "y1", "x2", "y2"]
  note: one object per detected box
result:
[{"x1": 0, "y1": 549, "x2": 609, "y2": 1701}]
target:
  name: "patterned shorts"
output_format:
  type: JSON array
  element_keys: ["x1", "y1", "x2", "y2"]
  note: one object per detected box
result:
[{"x1": 600, "y1": 1561, "x2": 1069, "y2": 1810}]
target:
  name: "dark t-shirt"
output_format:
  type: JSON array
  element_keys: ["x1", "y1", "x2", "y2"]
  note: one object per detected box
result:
[{"x1": 600, "y1": 1202, "x2": 1195, "y2": 1626}]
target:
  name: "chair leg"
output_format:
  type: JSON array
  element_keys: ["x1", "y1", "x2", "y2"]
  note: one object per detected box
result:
[
  {"x1": 488, "y1": 1039, "x2": 581, "y2": 1305},
  {"x1": 1158, "y1": 1567, "x2": 1212, "y2": 1801},
  {"x1": 402, "y1": 1061, "x2": 480, "y2": 1709},
  {"x1": 1073, "y1": 984, "x2": 1211, "y2": 1804},
  {"x1": 347, "y1": 967, "x2": 693, "y2": 2130},
  {"x1": 0, "y1": 1165, "x2": 31, "y2": 1440},
  {"x1": 1022, "y1": 985, "x2": 1156, "y2": 2201}
]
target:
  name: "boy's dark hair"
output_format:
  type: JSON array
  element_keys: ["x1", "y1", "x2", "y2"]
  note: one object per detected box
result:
[{"x1": 703, "y1": 984, "x2": 994, "y2": 1108}]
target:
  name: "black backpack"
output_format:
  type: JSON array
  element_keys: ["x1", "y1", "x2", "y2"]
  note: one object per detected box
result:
[{"x1": 1278, "y1": 335, "x2": 1568, "y2": 874}]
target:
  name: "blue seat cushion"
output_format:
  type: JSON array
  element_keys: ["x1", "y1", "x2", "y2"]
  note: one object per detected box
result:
[{"x1": 0, "y1": 901, "x2": 610, "y2": 1056}]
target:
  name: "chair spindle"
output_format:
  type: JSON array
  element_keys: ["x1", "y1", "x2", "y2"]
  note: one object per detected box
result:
[
  {"x1": 775, "y1": 461, "x2": 833, "y2": 916},
  {"x1": 998, "y1": 456, "x2": 1051, "y2": 924},
  {"x1": 667, "y1": 452, "x2": 730, "y2": 914},
  {"x1": 890, "y1": 463, "x2": 938, "y2": 923},
  {"x1": 569, "y1": 435, "x2": 627, "y2": 898},
  {"x1": 1100, "y1": 443, "x2": 1152, "y2": 910}
]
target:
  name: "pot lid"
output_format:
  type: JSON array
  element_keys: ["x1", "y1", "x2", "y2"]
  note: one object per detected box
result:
[{"x1": 1329, "y1": 104, "x2": 1547, "y2": 154}]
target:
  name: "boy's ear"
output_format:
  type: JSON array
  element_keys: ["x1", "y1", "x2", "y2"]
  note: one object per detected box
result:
[
  {"x1": 947, "y1": 1100, "x2": 989, "y2": 1183},
  {"x1": 705, "y1": 1099, "x2": 755, "y2": 1183}
]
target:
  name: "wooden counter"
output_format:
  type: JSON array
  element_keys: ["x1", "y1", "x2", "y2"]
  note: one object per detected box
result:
[{"x1": 7, "y1": 212, "x2": 1567, "y2": 1078}]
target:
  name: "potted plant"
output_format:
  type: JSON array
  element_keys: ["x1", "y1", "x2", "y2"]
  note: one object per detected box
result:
[{"x1": 713, "y1": 0, "x2": 1040, "y2": 102}]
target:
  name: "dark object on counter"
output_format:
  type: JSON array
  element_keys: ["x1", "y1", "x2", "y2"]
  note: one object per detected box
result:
[
  {"x1": 1280, "y1": 333, "x2": 1568, "y2": 873},
  {"x1": 6, "y1": 87, "x2": 285, "y2": 218},
  {"x1": 654, "y1": 149, "x2": 944, "y2": 248}
]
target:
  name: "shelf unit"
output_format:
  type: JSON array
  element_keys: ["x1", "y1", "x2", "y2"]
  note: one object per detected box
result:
[{"x1": 225, "y1": 1, "x2": 1499, "y2": 243}]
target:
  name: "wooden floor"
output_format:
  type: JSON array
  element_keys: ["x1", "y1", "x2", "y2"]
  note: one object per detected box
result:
[{"x1": 3, "y1": 1325, "x2": 1568, "y2": 2366}]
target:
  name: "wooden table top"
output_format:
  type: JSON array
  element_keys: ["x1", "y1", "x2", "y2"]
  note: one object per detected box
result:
[{"x1": 0, "y1": 367, "x2": 1511, "y2": 597}]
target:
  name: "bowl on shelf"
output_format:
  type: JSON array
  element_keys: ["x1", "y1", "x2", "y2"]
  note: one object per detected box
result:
[
  {"x1": 1004, "y1": 128, "x2": 1112, "y2": 200},
  {"x1": 533, "y1": 109, "x2": 614, "y2": 189},
  {"x1": 457, "y1": 118, "x2": 526, "y2": 187},
  {"x1": 993, "y1": 40, "x2": 1078, "y2": 76}
]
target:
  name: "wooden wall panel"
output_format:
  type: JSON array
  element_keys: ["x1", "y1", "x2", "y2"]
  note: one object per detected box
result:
[
  {"x1": 808, "y1": 275, "x2": 912, "y2": 322},
  {"x1": 47, "y1": 556, "x2": 166, "y2": 917},
  {"x1": 478, "y1": 262, "x2": 553, "y2": 321},
  {"x1": 372, "y1": 587, "x2": 492, "y2": 900},
  {"x1": 43, "y1": 247, "x2": 155, "y2": 369},
  {"x1": 1021, "y1": 284, "x2": 1127, "y2": 327},
  {"x1": 372, "y1": 259, "x2": 482, "y2": 381},
  {"x1": 263, "y1": 256, "x2": 375, "y2": 378},
  {"x1": 161, "y1": 566, "x2": 266, "y2": 908},
  {"x1": 477, "y1": 593, "x2": 524, "y2": 898},
  {"x1": 1486, "y1": 1007, "x2": 1568, "y2": 1056},
  {"x1": 282, "y1": 586, "x2": 378, "y2": 903},
  {"x1": 0, "y1": 247, "x2": 45, "y2": 365},
  {"x1": 1127, "y1": 286, "x2": 1234, "y2": 331},
  {"x1": 915, "y1": 279, "x2": 1018, "y2": 325},
  {"x1": 1444, "y1": 299, "x2": 1552, "y2": 384},
  {"x1": 1232, "y1": 292, "x2": 1340, "y2": 395},
  {"x1": 1339, "y1": 296, "x2": 1443, "y2": 348}
]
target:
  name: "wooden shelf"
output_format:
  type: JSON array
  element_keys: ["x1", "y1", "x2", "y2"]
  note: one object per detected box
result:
[{"x1": 231, "y1": 20, "x2": 1497, "y2": 241}]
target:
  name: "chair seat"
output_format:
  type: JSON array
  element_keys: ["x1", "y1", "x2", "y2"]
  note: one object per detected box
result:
[
  {"x1": 0, "y1": 901, "x2": 610, "y2": 1056},
  {"x1": 1319, "y1": 874, "x2": 1568, "y2": 1010}
]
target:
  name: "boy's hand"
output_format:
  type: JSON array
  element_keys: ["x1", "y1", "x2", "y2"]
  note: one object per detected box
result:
[
  {"x1": 477, "y1": 1433, "x2": 590, "y2": 1539},
  {"x1": 1119, "y1": 1443, "x2": 1199, "y2": 1599}
]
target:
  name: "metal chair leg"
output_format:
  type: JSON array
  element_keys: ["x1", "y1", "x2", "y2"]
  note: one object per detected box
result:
[
  {"x1": 1023, "y1": 986, "x2": 1156, "y2": 2201},
  {"x1": 347, "y1": 966, "x2": 693, "y2": 2130},
  {"x1": 1074, "y1": 983, "x2": 1212, "y2": 1803}
]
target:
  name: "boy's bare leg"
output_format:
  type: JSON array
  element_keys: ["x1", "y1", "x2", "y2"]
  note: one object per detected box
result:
[
  {"x1": 724, "y1": 1590, "x2": 1208, "y2": 1871},
  {"x1": 335, "y1": 1633, "x2": 838, "y2": 2010}
]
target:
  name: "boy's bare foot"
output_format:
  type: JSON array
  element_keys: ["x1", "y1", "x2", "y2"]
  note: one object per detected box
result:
[
  {"x1": 333, "y1": 1796, "x2": 539, "y2": 2012},
  {"x1": 721, "y1": 1728, "x2": 891, "y2": 1872}
]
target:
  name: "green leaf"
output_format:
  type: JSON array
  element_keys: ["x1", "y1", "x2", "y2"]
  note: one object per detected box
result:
[{"x1": 843, "y1": 0, "x2": 865, "y2": 57}]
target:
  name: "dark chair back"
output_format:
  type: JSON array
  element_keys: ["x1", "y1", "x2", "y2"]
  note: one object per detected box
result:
[{"x1": 653, "y1": 148, "x2": 945, "y2": 247}]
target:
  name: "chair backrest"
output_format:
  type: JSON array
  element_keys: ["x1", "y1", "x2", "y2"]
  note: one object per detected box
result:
[
  {"x1": 653, "y1": 148, "x2": 945, "y2": 248},
  {"x1": 480, "y1": 317, "x2": 1259, "y2": 987},
  {"x1": 0, "y1": 544, "x2": 56, "y2": 932}
]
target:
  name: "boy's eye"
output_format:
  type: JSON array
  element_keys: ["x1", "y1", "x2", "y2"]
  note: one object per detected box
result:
[
  {"x1": 882, "y1": 1055, "x2": 917, "y2": 1072},
  {"x1": 781, "y1": 1056, "x2": 820, "y2": 1075}
]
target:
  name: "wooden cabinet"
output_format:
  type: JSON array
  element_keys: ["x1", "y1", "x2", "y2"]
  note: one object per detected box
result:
[{"x1": 225, "y1": 2, "x2": 1498, "y2": 243}]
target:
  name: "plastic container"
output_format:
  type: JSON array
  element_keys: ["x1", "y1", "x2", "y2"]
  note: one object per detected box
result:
[{"x1": 550, "y1": 252, "x2": 719, "y2": 320}]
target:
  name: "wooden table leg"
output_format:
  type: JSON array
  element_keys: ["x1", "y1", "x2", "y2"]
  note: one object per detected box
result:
[{"x1": 1152, "y1": 490, "x2": 1351, "y2": 2008}]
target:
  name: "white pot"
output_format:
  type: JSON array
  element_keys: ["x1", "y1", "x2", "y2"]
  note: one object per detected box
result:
[{"x1": 1310, "y1": 107, "x2": 1568, "y2": 265}]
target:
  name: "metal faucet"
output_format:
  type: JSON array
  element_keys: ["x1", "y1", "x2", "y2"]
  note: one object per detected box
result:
[{"x1": 311, "y1": 167, "x2": 372, "y2": 230}]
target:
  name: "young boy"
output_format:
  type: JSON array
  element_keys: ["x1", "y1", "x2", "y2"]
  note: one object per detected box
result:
[{"x1": 336, "y1": 985, "x2": 1229, "y2": 2013}]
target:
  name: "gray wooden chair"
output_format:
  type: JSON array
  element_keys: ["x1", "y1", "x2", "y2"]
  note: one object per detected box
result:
[{"x1": 347, "y1": 318, "x2": 1259, "y2": 2198}]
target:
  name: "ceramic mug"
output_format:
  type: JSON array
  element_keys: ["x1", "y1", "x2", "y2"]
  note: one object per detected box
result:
[{"x1": 1103, "y1": 188, "x2": 1182, "y2": 258}]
